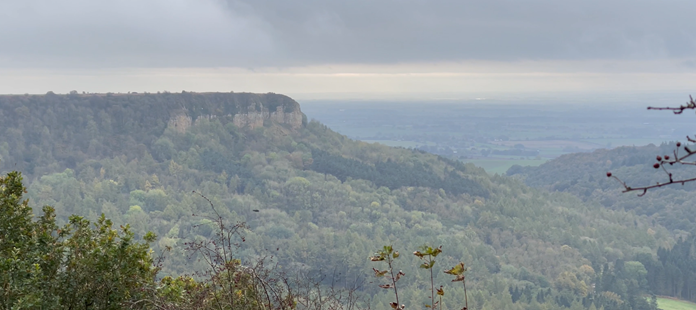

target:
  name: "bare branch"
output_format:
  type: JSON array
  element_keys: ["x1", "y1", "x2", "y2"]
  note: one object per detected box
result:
[
  {"x1": 608, "y1": 141, "x2": 696, "y2": 195},
  {"x1": 611, "y1": 175, "x2": 696, "y2": 196},
  {"x1": 647, "y1": 95, "x2": 696, "y2": 114},
  {"x1": 606, "y1": 96, "x2": 696, "y2": 195}
]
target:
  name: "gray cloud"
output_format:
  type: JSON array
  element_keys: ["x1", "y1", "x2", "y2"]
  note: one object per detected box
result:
[{"x1": 2, "y1": 0, "x2": 696, "y2": 68}]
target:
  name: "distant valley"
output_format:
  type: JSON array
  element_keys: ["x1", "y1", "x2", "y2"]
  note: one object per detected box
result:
[
  {"x1": 302, "y1": 95, "x2": 694, "y2": 174},
  {"x1": 1, "y1": 92, "x2": 694, "y2": 309}
]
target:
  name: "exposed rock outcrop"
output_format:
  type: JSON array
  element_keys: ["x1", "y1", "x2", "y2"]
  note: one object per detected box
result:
[
  {"x1": 168, "y1": 113, "x2": 193, "y2": 133},
  {"x1": 232, "y1": 105, "x2": 304, "y2": 129},
  {"x1": 164, "y1": 92, "x2": 305, "y2": 132}
]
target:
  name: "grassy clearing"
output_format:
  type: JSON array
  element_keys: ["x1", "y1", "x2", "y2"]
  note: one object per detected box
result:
[
  {"x1": 491, "y1": 140, "x2": 602, "y2": 150},
  {"x1": 463, "y1": 158, "x2": 547, "y2": 175},
  {"x1": 657, "y1": 297, "x2": 696, "y2": 310},
  {"x1": 583, "y1": 138, "x2": 665, "y2": 148},
  {"x1": 362, "y1": 139, "x2": 423, "y2": 148}
]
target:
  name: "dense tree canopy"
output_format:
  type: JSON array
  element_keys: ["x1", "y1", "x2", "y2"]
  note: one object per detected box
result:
[
  {"x1": 509, "y1": 143, "x2": 696, "y2": 304},
  {"x1": 507, "y1": 143, "x2": 696, "y2": 233},
  {"x1": 0, "y1": 92, "x2": 680, "y2": 310},
  {"x1": 0, "y1": 171, "x2": 156, "y2": 309}
]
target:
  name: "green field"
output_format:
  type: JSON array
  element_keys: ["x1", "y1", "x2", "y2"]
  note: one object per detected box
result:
[
  {"x1": 463, "y1": 158, "x2": 548, "y2": 175},
  {"x1": 657, "y1": 297, "x2": 696, "y2": 310},
  {"x1": 362, "y1": 139, "x2": 424, "y2": 148},
  {"x1": 302, "y1": 100, "x2": 690, "y2": 171}
]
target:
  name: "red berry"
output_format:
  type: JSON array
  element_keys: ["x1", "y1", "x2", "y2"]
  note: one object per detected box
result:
[
  {"x1": 653, "y1": 163, "x2": 660, "y2": 169},
  {"x1": 665, "y1": 155, "x2": 670, "y2": 160},
  {"x1": 657, "y1": 156, "x2": 662, "y2": 161},
  {"x1": 606, "y1": 172, "x2": 612, "y2": 177},
  {"x1": 677, "y1": 142, "x2": 682, "y2": 147}
]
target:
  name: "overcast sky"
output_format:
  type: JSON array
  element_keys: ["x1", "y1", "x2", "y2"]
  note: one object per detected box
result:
[{"x1": 2, "y1": 0, "x2": 696, "y2": 99}]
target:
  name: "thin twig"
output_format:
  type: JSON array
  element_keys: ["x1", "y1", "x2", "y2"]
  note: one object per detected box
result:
[
  {"x1": 647, "y1": 95, "x2": 696, "y2": 114},
  {"x1": 609, "y1": 142, "x2": 696, "y2": 196},
  {"x1": 609, "y1": 96, "x2": 696, "y2": 195}
]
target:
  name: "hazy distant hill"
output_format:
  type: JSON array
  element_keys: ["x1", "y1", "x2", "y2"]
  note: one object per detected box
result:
[
  {"x1": 0, "y1": 91, "x2": 304, "y2": 175},
  {"x1": 507, "y1": 143, "x2": 696, "y2": 233},
  {"x1": 0, "y1": 92, "x2": 675, "y2": 309}
]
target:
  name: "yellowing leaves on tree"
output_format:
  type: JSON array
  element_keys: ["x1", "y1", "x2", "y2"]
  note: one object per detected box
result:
[
  {"x1": 373, "y1": 267, "x2": 388, "y2": 277},
  {"x1": 444, "y1": 262, "x2": 466, "y2": 276}
]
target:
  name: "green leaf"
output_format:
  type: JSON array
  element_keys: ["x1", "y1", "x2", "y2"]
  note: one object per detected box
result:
[{"x1": 444, "y1": 262, "x2": 466, "y2": 276}]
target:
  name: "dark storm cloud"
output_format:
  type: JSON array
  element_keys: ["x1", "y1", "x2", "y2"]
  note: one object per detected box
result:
[{"x1": 1, "y1": 0, "x2": 696, "y2": 68}]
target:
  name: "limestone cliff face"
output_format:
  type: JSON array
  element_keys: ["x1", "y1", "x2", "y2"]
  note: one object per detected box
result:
[
  {"x1": 169, "y1": 114, "x2": 193, "y2": 133},
  {"x1": 166, "y1": 92, "x2": 304, "y2": 132},
  {"x1": 232, "y1": 105, "x2": 304, "y2": 129},
  {"x1": 0, "y1": 91, "x2": 305, "y2": 176}
]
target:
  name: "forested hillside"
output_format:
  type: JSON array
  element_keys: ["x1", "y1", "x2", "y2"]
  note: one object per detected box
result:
[
  {"x1": 0, "y1": 92, "x2": 676, "y2": 310},
  {"x1": 507, "y1": 143, "x2": 696, "y2": 233},
  {"x1": 508, "y1": 143, "x2": 696, "y2": 303}
]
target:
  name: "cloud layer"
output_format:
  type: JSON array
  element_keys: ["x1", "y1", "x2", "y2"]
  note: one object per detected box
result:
[{"x1": 2, "y1": 0, "x2": 696, "y2": 68}]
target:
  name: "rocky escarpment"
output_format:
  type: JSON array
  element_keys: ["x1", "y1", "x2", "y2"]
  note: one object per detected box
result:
[
  {"x1": 167, "y1": 92, "x2": 304, "y2": 132},
  {"x1": 0, "y1": 91, "x2": 305, "y2": 133},
  {"x1": 0, "y1": 91, "x2": 306, "y2": 174}
]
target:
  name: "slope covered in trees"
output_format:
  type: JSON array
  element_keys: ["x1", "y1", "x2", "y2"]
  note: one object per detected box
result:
[
  {"x1": 507, "y1": 143, "x2": 696, "y2": 233},
  {"x1": 0, "y1": 92, "x2": 676, "y2": 310},
  {"x1": 508, "y1": 143, "x2": 696, "y2": 303}
]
